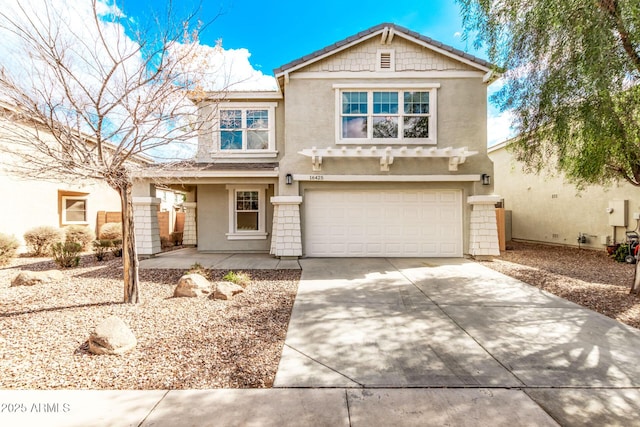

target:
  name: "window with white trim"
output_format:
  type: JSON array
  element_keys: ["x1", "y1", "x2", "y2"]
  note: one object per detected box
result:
[
  {"x1": 61, "y1": 196, "x2": 88, "y2": 224},
  {"x1": 337, "y1": 86, "x2": 437, "y2": 145},
  {"x1": 214, "y1": 103, "x2": 277, "y2": 157},
  {"x1": 225, "y1": 185, "x2": 267, "y2": 240}
]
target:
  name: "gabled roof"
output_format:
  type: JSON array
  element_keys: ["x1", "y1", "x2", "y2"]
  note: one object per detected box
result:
[{"x1": 273, "y1": 23, "x2": 494, "y2": 76}]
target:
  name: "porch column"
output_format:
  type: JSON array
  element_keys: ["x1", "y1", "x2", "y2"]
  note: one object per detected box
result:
[
  {"x1": 182, "y1": 202, "x2": 197, "y2": 246},
  {"x1": 270, "y1": 196, "x2": 302, "y2": 258},
  {"x1": 467, "y1": 195, "x2": 501, "y2": 258},
  {"x1": 133, "y1": 197, "x2": 162, "y2": 256}
]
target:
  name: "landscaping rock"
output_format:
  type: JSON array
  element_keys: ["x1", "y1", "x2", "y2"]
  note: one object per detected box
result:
[
  {"x1": 213, "y1": 281, "x2": 244, "y2": 300},
  {"x1": 11, "y1": 270, "x2": 63, "y2": 287},
  {"x1": 88, "y1": 316, "x2": 136, "y2": 355},
  {"x1": 174, "y1": 273, "x2": 212, "y2": 298}
]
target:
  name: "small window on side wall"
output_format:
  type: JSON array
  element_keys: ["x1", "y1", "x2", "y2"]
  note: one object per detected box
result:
[{"x1": 62, "y1": 196, "x2": 88, "y2": 224}]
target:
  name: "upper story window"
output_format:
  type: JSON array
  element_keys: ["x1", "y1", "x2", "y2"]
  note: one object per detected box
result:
[
  {"x1": 214, "y1": 102, "x2": 277, "y2": 157},
  {"x1": 335, "y1": 84, "x2": 439, "y2": 145}
]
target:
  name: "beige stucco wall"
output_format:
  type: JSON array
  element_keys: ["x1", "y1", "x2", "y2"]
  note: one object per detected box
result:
[
  {"x1": 0, "y1": 173, "x2": 122, "y2": 252},
  {"x1": 489, "y1": 143, "x2": 640, "y2": 248}
]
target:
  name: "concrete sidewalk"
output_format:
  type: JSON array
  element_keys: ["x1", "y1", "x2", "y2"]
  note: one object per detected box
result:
[{"x1": 3, "y1": 258, "x2": 640, "y2": 426}]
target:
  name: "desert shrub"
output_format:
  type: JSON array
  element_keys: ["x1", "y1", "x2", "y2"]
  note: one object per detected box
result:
[
  {"x1": 92, "y1": 239, "x2": 113, "y2": 261},
  {"x1": 99, "y1": 222, "x2": 122, "y2": 240},
  {"x1": 223, "y1": 270, "x2": 252, "y2": 287},
  {"x1": 23, "y1": 226, "x2": 64, "y2": 256},
  {"x1": 51, "y1": 241, "x2": 82, "y2": 268},
  {"x1": 160, "y1": 236, "x2": 174, "y2": 249},
  {"x1": 612, "y1": 244, "x2": 631, "y2": 263},
  {"x1": 0, "y1": 233, "x2": 19, "y2": 265},
  {"x1": 111, "y1": 239, "x2": 123, "y2": 257},
  {"x1": 172, "y1": 231, "x2": 184, "y2": 246},
  {"x1": 187, "y1": 262, "x2": 210, "y2": 279},
  {"x1": 65, "y1": 225, "x2": 95, "y2": 250}
]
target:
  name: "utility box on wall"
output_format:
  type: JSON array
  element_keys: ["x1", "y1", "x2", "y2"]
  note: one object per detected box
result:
[{"x1": 608, "y1": 199, "x2": 628, "y2": 227}]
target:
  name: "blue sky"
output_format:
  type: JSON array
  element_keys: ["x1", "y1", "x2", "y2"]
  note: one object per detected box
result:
[
  {"x1": 120, "y1": 0, "x2": 483, "y2": 76},
  {"x1": 117, "y1": 0, "x2": 514, "y2": 145}
]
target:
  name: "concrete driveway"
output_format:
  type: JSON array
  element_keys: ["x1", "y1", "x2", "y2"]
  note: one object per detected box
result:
[{"x1": 275, "y1": 258, "x2": 640, "y2": 426}]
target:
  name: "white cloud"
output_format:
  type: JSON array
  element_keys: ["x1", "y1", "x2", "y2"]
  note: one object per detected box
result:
[
  {"x1": 172, "y1": 40, "x2": 277, "y2": 92},
  {"x1": 487, "y1": 78, "x2": 517, "y2": 146},
  {"x1": 488, "y1": 110, "x2": 516, "y2": 146}
]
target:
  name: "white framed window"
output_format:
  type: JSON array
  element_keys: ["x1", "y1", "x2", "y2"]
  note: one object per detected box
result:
[
  {"x1": 61, "y1": 196, "x2": 88, "y2": 224},
  {"x1": 214, "y1": 102, "x2": 277, "y2": 158},
  {"x1": 334, "y1": 84, "x2": 438, "y2": 145},
  {"x1": 225, "y1": 185, "x2": 268, "y2": 240}
]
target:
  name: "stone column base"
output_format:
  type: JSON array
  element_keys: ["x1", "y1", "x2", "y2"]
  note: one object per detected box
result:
[
  {"x1": 182, "y1": 202, "x2": 197, "y2": 246},
  {"x1": 133, "y1": 197, "x2": 162, "y2": 256},
  {"x1": 467, "y1": 195, "x2": 501, "y2": 258},
  {"x1": 270, "y1": 196, "x2": 303, "y2": 258}
]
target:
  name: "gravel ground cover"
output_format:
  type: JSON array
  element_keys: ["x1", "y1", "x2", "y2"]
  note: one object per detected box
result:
[
  {"x1": 0, "y1": 255, "x2": 299, "y2": 390},
  {"x1": 3, "y1": 242, "x2": 639, "y2": 390},
  {"x1": 480, "y1": 241, "x2": 640, "y2": 329}
]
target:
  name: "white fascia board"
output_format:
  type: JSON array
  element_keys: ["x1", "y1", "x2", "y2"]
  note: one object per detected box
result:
[
  {"x1": 293, "y1": 174, "x2": 481, "y2": 182},
  {"x1": 206, "y1": 91, "x2": 283, "y2": 101},
  {"x1": 332, "y1": 83, "x2": 441, "y2": 89},
  {"x1": 274, "y1": 30, "x2": 385, "y2": 78},
  {"x1": 293, "y1": 71, "x2": 485, "y2": 80},
  {"x1": 134, "y1": 170, "x2": 279, "y2": 179},
  {"x1": 393, "y1": 32, "x2": 492, "y2": 73}
]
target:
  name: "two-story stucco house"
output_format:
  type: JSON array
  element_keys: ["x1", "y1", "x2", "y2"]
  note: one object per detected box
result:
[{"x1": 133, "y1": 23, "x2": 501, "y2": 258}]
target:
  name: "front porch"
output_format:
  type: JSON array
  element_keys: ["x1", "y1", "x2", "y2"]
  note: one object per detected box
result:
[{"x1": 139, "y1": 248, "x2": 301, "y2": 270}]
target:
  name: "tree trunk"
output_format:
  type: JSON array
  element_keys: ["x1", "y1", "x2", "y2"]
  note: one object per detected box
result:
[
  {"x1": 632, "y1": 261, "x2": 640, "y2": 295},
  {"x1": 118, "y1": 180, "x2": 140, "y2": 304}
]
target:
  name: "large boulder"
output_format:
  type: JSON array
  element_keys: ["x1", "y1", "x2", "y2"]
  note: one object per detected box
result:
[
  {"x1": 212, "y1": 281, "x2": 244, "y2": 300},
  {"x1": 88, "y1": 316, "x2": 136, "y2": 355},
  {"x1": 11, "y1": 270, "x2": 63, "y2": 287},
  {"x1": 174, "y1": 273, "x2": 212, "y2": 298}
]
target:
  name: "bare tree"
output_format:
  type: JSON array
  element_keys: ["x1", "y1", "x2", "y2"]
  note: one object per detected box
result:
[{"x1": 0, "y1": 0, "x2": 212, "y2": 303}]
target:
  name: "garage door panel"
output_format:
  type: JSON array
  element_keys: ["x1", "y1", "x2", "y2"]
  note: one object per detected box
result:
[{"x1": 304, "y1": 190, "x2": 462, "y2": 257}]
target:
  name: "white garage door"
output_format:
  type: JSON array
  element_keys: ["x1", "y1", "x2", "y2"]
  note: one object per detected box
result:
[{"x1": 304, "y1": 189, "x2": 462, "y2": 257}]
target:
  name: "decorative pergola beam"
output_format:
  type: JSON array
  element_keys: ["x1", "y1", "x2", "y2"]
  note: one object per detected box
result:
[{"x1": 299, "y1": 146, "x2": 478, "y2": 172}]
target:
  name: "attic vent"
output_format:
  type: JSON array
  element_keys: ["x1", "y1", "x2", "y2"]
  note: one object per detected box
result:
[
  {"x1": 376, "y1": 49, "x2": 395, "y2": 72},
  {"x1": 380, "y1": 52, "x2": 391, "y2": 69}
]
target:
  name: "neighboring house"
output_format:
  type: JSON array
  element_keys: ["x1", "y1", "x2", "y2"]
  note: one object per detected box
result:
[
  {"x1": 0, "y1": 104, "x2": 143, "y2": 253},
  {"x1": 134, "y1": 23, "x2": 500, "y2": 258},
  {"x1": 489, "y1": 140, "x2": 640, "y2": 249},
  {"x1": 0, "y1": 172, "x2": 122, "y2": 252}
]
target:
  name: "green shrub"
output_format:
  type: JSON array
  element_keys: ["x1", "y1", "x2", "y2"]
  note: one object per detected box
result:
[
  {"x1": 24, "y1": 226, "x2": 64, "y2": 256},
  {"x1": 99, "y1": 222, "x2": 122, "y2": 240},
  {"x1": 223, "y1": 270, "x2": 252, "y2": 287},
  {"x1": 0, "y1": 233, "x2": 19, "y2": 265},
  {"x1": 92, "y1": 239, "x2": 113, "y2": 261},
  {"x1": 111, "y1": 239, "x2": 123, "y2": 257},
  {"x1": 613, "y1": 244, "x2": 631, "y2": 263},
  {"x1": 51, "y1": 241, "x2": 82, "y2": 268},
  {"x1": 65, "y1": 225, "x2": 95, "y2": 250},
  {"x1": 186, "y1": 262, "x2": 210, "y2": 279}
]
